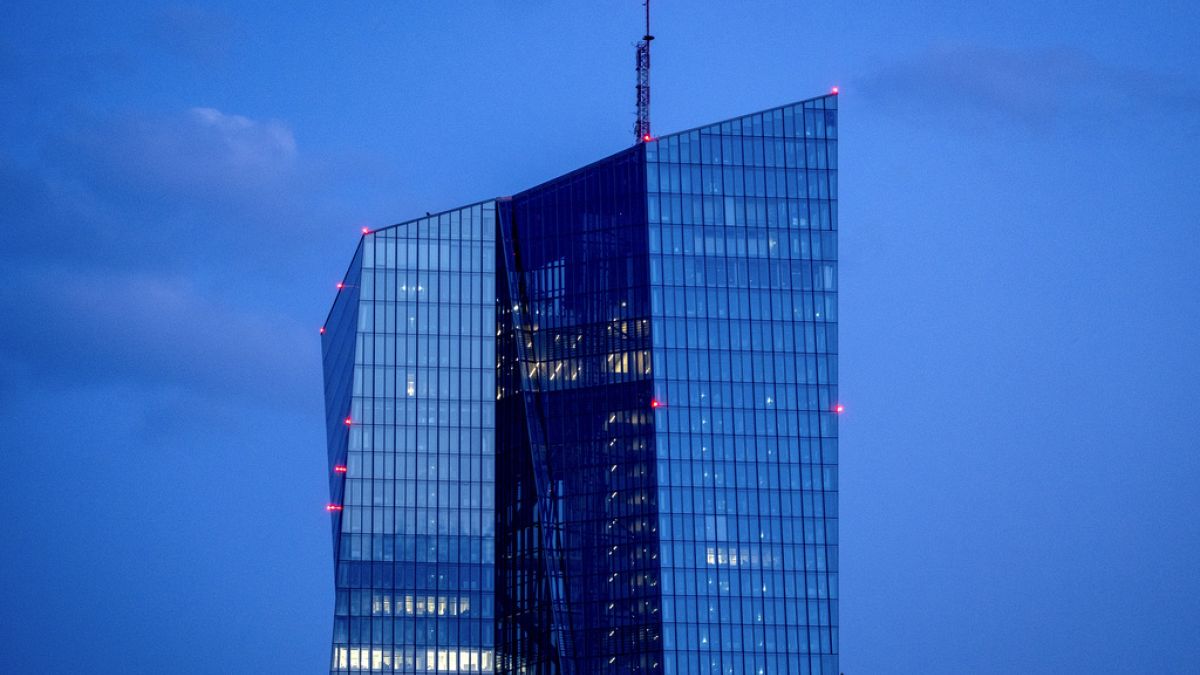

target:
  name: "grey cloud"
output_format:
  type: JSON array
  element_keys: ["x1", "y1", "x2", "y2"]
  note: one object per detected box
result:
[
  {"x1": 0, "y1": 106, "x2": 330, "y2": 277},
  {"x1": 55, "y1": 106, "x2": 301, "y2": 208},
  {"x1": 0, "y1": 103, "x2": 373, "y2": 414},
  {"x1": 855, "y1": 45, "x2": 1200, "y2": 131},
  {"x1": 0, "y1": 268, "x2": 317, "y2": 408}
]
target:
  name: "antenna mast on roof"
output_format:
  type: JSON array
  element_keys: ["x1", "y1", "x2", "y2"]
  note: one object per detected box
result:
[{"x1": 635, "y1": 0, "x2": 653, "y2": 142}]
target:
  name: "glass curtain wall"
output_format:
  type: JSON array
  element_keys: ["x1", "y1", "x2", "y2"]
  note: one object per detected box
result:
[
  {"x1": 497, "y1": 149, "x2": 666, "y2": 674},
  {"x1": 325, "y1": 91, "x2": 839, "y2": 675},
  {"x1": 645, "y1": 94, "x2": 840, "y2": 675},
  {"x1": 323, "y1": 203, "x2": 498, "y2": 674}
]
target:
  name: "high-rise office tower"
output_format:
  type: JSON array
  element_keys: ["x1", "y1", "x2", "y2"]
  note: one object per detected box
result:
[
  {"x1": 322, "y1": 92, "x2": 838, "y2": 675},
  {"x1": 323, "y1": 203, "x2": 499, "y2": 673}
]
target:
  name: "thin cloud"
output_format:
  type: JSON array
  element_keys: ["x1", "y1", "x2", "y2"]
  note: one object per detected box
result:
[
  {"x1": 1, "y1": 106, "x2": 327, "y2": 277},
  {"x1": 856, "y1": 45, "x2": 1200, "y2": 131},
  {"x1": 0, "y1": 268, "x2": 316, "y2": 407},
  {"x1": 55, "y1": 106, "x2": 300, "y2": 205},
  {"x1": 189, "y1": 106, "x2": 297, "y2": 163},
  {"x1": 0, "y1": 106, "x2": 321, "y2": 409}
]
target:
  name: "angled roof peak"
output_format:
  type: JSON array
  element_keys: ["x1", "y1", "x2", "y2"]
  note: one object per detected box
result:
[{"x1": 650, "y1": 91, "x2": 838, "y2": 143}]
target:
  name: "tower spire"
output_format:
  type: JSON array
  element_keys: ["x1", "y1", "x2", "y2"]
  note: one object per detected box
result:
[{"x1": 635, "y1": 0, "x2": 653, "y2": 142}]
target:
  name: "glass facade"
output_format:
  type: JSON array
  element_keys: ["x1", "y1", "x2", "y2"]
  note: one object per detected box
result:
[
  {"x1": 322, "y1": 203, "x2": 498, "y2": 673},
  {"x1": 496, "y1": 149, "x2": 663, "y2": 674},
  {"x1": 646, "y1": 95, "x2": 839, "y2": 675},
  {"x1": 323, "y1": 93, "x2": 837, "y2": 674}
]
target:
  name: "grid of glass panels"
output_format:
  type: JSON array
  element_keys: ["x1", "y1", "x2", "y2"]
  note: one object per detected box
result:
[
  {"x1": 494, "y1": 222, "x2": 558, "y2": 672},
  {"x1": 324, "y1": 202, "x2": 497, "y2": 673},
  {"x1": 645, "y1": 94, "x2": 839, "y2": 675},
  {"x1": 324, "y1": 244, "x2": 364, "y2": 545},
  {"x1": 496, "y1": 149, "x2": 666, "y2": 674},
  {"x1": 323, "y1": 93, "x2": 840, "y2": 675}
]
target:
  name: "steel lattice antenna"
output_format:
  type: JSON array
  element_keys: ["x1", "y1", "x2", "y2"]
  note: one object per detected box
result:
[{"x1": 635, "y1": 0, "x2": 653, "y2": 142}]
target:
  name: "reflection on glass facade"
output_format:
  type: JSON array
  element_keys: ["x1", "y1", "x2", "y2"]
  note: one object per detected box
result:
[
  {"x1": 497, "y1": 149, "x2": 663, "y2": 674},
  {"x1": 647, "y1": 95, "x2": 839, "y2": 675},
  {"x1": 322, "y1": 203, "x2": 498, "y2": 673},
  {"x1": 323, "y1": 93, "x2": 837, "y2": 674}
]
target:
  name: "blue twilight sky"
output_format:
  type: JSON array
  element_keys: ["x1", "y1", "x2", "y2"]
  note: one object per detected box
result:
[{"x1": 2, "y1": 1, "x2": 1198, "y2": 673}]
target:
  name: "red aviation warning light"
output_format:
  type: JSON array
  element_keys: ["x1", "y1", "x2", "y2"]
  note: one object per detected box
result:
[
  {"x1": 344, "y1": 417, "x2": 353, "y2": 426},
  {"x1": 361, "y1": 227, "x2": 371, "y2": 235},
  {"x1": 326, "y1": 504, "x2": 343, "y2": 512},
  {"x1": 650, "y1": 398, "x2": 662, "y2": 409},
  {"x1": 834, "y1": 403, "x2": 845, "y2": 414},
  {"x1": 319, "y1": 326, "x2": 326, "y2": 334},
  {"x1": 831, "y1": 86, "x2": 839, "y2": 95},
  {"x1": 334, "y1": 465, "x2": 347, "y2": 473},
  {"x1": 336, "y1": 281, "x2": 344, "y2": 290}
]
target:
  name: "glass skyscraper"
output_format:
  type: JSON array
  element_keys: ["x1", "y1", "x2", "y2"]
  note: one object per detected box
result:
[
  {"x1": 323, "y1": 203, "x2": 498, "y2": 673},
  {"x1": 322, "y1": 92, "x2": 838, "y2": 674}
]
